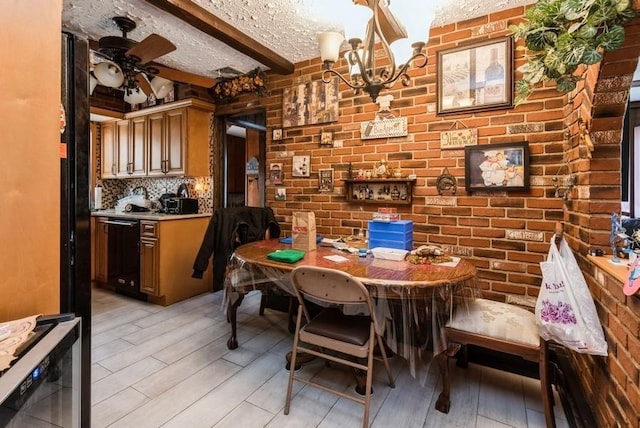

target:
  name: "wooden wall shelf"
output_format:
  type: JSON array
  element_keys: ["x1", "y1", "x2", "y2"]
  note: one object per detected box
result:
[{"x1": 344, "y1": 178, "x2": 416, "y2": 205}]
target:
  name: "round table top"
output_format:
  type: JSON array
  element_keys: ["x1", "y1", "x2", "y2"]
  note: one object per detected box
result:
[{"x1": 232, "y1": 239, "x2": 476, "y2": 289}]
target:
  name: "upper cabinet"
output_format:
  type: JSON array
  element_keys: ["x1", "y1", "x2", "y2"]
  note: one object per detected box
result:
[
  {"x1": 100, "y1": 99, "x2": 213, "y2": 179},
  {"x1": 101, "y1": 121, "x2": 117, "y2": 178}
]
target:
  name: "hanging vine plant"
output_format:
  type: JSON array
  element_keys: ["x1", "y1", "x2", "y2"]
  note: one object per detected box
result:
[{"x1": 509, "y1": 0, "x2": 637, "y2": 105}]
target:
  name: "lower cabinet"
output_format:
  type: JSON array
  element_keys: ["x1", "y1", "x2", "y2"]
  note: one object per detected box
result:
[
  {"x1": 92, "y1": 215, "x2": 212, "y2": 306},
  {"x1": 140, "y1": 220, "x2": 159, "y2": 296},
  {"x1": 139, "y1": 216, "x2": 213, "y2": 306}
]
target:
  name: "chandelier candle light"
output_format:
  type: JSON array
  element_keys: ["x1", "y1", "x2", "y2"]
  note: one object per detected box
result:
[{"x1": 316, "y1": 0, "x2": 435, "y2": 102}]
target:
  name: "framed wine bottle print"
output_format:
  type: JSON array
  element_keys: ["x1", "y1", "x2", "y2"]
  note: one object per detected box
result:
[{"x1": 437, "y1": 37, "x2": 513, "y2": 114}]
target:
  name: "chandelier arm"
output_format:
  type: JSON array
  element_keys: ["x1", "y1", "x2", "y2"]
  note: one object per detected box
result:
[
  {"x1": 381, "y1": 52, "x2": 428, "y2": 88},
  {"x1": 322, "y1": 69, "x2": 360, "y2": 90}
]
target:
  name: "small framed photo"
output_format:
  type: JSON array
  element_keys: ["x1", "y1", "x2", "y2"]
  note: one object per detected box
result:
[
  {"x1": 275, "y1": 187, "x2": 286, "y2": 201},
  {"x1": 163, "y1": 86, "x2": 175, "y2": 103},
  {"x1": 318, "y1": 168, "x2": 334, "y2": 192},
  {"x1": 147, "y1": 92, "x2": 157, "y2": 107},
  {"x1": 464, "y1": 141, "x2": 529, "y2": 192},
  {"x1": 272, "y1": 128, "x2": 283, "y2": 141},
  {"x1": 269, "y1": 163, "x2": 283, "y2": 185},
  {"x1": 437, "y1": 36, "x2": 513, "y2": 114},
  {"x1": 320, "y1": 130, "x2": 333, "y2": 146},
  {"x1": 292, "y1": 155, "x2": 310, "y2": 177}
]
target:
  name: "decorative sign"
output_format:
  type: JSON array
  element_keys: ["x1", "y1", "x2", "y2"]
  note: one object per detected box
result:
[
  {"x1": 506, "y1": 229, "x2": 544, "y2": 242},
  {"x1": 246, "y1": 156, "x2": 259, "y2": 175},
  {"x1": 360, "y1": 118, "x2": 408, "y2": 140},
  {"x1": 440, "y1": 128, "x2": 478, "y2": 149}
]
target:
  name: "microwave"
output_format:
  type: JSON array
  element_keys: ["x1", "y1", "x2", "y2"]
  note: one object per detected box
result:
[{"x1": 166, "y1": 197, "x2": 199, "y2": 214}]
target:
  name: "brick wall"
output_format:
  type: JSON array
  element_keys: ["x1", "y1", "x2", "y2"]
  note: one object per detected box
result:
[
  {"x1": 565, "y1": 8, "x2": 640, "y2": 427},
  {"x1": 214, "y1": 5, "x2": 640, "y2": 426}
]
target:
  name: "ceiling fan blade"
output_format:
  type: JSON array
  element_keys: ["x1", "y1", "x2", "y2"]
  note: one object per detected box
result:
[
  {"x1": 154, "y1": 65, "x2": 216, "y2": 88},
  {"x1": 136, "y1": 73, "x2": 153, "y2": 96},
  {"x1": 126, "y1": 34, "x2": 176, "y2": 64}
]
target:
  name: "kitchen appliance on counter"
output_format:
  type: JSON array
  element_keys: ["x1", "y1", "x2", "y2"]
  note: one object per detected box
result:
[
  {"x1": 115, "y1": 195, "x2": 151, "y2": 214},
  {"x1": 165, "y1": 197, "x2": 199, "y2": 215}
]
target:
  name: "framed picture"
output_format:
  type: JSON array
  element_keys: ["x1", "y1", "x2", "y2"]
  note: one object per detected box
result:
[
  {"x1": 320, "y1": 131, "x2": 333, "y2": 146},
  {"x1": 269, "y1": 163, "x2": 283, "y2": 184},
  {"x1": 275, "y1": 187, "x2": 287, "y2": 201},
  {"x1": 292, "y1": 156, "x2": 310, "y2": 177},
  {"x1": 282, "y1": 79, "x2": 339, "y2": 128},
  {"x1": 272, "y1": 128, "x2": 283, "y2": 141},
  {"x1": 318, "y1": 168, "x2": 334, "y2": 192},
  {"x1": 437, "y1": 36, "x2": 513, "y2": 114},
  {"x1": 464, "y1": 141, "x2": 529, "y2": 192}
]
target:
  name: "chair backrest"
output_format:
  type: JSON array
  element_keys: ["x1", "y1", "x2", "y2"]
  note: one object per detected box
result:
[{"x1": 290, "y1": 266, "x2": 373, "y2": 321}]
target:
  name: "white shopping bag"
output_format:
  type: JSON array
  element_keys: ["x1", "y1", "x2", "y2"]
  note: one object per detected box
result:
[{"x1": 536, "y1": 237, "x2": 607, "y2": 356}]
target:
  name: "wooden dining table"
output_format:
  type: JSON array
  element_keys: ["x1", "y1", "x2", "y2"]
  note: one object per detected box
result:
[{"x1": 223, "y1": 239, "x2": 478, "y2": 410}]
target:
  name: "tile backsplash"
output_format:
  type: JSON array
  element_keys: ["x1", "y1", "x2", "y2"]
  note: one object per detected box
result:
[{"x1": 96, "y1": 176, "x2": 213, "y2": 213}]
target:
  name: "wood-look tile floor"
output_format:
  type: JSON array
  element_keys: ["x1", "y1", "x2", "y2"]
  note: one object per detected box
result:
[{"x1": 91, "y1": 287, "x2": 572, "y2": 428}]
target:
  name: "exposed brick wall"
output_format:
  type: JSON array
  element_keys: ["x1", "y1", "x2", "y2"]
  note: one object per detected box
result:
[
  {"x1": 214, "y1": 6, "x2": 640, "y2": 426},
  {"x1": 565, "y1": 10, "x2": 640, "y2": 427}
]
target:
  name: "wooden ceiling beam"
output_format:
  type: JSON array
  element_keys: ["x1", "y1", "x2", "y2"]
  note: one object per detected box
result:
[{"x1": 142, "y1": 0, "x2": 295, "y2": 75}]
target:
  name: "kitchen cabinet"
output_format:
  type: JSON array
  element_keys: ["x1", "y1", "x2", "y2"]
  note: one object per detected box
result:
[
  {"x1": 100, "y1": 121, "x2": 117, "y2": 178},
  {"x1": 344, "y1": 178, "x2": 416, "y2": 205},
  {"x1": 116, "y1": 116, "x2": 146, "y2": 177},
  {"x1": 92, "y1": 213, "x2": 213, "y2": 306},
  {"x1": 140, "y1": 220, "x2": 159, "y2": 296},
  {"x1": 94, "y1": 217, "x2": 109, "y2": 283},
  {"x1": 99, "y1": 99, "x2": 212, "y2": 179},
  {"x1": 135, "y1": 99, "x2": 212, "y2": 177}
]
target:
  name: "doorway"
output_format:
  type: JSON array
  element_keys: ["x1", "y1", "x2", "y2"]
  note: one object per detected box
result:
[{"x1": 221, "y1": 111, "x2": 267, "y2": 208}]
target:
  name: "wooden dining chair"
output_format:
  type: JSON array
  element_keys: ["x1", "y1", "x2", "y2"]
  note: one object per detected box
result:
[
  {"x1": 438, "y1": 298, "x2": 556, "y2": 428},
  {"x1": 284, "y1": 266, "x2": 395, "y2": 428}
]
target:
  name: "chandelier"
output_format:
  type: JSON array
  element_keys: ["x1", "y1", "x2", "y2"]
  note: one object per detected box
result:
[{"x1": 316, "y1": 0, "x2": 435, "y2": 102}]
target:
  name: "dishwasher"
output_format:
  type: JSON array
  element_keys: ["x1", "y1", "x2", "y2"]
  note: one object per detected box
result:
[{"x1": 105, "y1": 218, "x2": 147, "y2": 301}]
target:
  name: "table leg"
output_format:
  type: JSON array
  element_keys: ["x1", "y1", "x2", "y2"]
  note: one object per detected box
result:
[
  {"x1": 226, "y1": 293, "x2": 245, "y2": 350},
  {"x1": 285, "y1": 351, "x2": 316, "y2": 371},
  {"x1": 435, "y1": 351, "x2": 451, "y2": 413}
]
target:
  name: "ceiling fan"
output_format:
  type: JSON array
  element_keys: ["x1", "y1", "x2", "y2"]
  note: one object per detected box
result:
[{"x1": 91, "y1": 16, "x2": 209, "y2": 104}]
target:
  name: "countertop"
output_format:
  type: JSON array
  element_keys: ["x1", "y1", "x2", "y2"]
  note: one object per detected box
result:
[{"x1": 91, "y1": 209, "x2": 211, "y2": 221}]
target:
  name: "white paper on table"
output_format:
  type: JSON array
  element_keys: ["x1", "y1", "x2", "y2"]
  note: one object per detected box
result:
[
  {"x1": 438, "y1": 257, "x2": 461, "y2": 267},
  {"x1": 324, "y1": 255, "x2": 350, "y2": 263}
]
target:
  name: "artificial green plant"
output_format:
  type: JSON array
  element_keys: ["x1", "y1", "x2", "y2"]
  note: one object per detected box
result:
[{"x1": 509, "y1": 0, "x2": 637, "y2": 105}]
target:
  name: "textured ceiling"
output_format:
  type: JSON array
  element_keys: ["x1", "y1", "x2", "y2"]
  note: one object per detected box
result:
[{"x1": 62, "y1": 0, "x2": 535, "y2": 82}]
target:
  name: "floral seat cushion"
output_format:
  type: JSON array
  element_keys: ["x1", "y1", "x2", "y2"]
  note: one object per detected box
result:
[{"x1": 447, "y1": 298, "x2": 539, "y2": 346}]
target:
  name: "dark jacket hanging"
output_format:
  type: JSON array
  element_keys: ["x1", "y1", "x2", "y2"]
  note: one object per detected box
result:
[{"x1": 192, "y1": 206, "x2": 280, "y2": 290}]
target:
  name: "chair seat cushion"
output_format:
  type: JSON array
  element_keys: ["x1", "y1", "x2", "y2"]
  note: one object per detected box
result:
[
  {"x1": 447, "y1": 298, "x2": 539, "y2": 346},
  {"x1": 303, "y1": 308, "x2": 370, "y2": 346}
]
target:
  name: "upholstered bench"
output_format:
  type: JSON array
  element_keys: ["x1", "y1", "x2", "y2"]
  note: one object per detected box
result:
[{"x1": 436, "y1": 298, "x2": 556, "y2": 428}]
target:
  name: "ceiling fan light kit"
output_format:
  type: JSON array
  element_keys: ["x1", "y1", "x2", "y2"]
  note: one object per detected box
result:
[
  {"x1": 317, "y1": 0, "x2": 434, "y2": 102},
  {"x1": 150, "y1": 76, "x2": 173, "y2": 99},
  {"x1": 123, "y1": 87, "x2": 148, "y2": 105},
  {"x1": 91, "y1": 16, "x2": 178, "y2": 105},
  {"x1": 93, "y1": 61, "x2": 125, "y2": 88}
]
